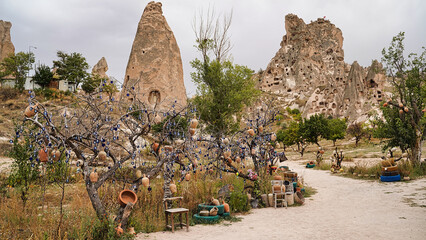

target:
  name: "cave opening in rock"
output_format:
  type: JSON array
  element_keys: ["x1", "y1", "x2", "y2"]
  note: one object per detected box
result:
[{"x1": 148, "y1": 90, "x2": 161, "y2": 105}]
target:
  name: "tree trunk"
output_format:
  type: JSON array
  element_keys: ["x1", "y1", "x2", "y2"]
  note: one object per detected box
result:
[
  {"x1": 86, "y1": 184, "x2": 106, "y2": 219},
  {"x1": 411, "y1": 134, "x2": 422, "y2": 165}
]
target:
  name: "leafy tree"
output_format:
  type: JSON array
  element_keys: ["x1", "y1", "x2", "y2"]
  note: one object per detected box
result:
[
  {"x1": 0, "y1": 52, "x2": 35, "y2": 91},
  {"x1": 299, "y1": 114, "x2": 329, "y2": 146},
  {"x1": 8, "y1": 126, "x2": 41, "y2": 209},
  {"x1": 378, "y1": 32, "x2": 425, "y2": 164},
  {"x1": 191, "y1": 59, "x2": 259, "y2": 136},
  {"x1": 325, "y1": 118, "x2": 347, "y2": 146},
  {"x1": 52, "y1": 51, "x2": 89, "y2": 90},
  {"x1": 81, "y1": 74, "x2": 103, "y2": 93},
  {"x1": 33, "y1": 64, "x2": 53, "y2": 88},
  {"x1": 276, "y1": 121, "x2": 308, "y2": 156},
  {"x1": 347, "y1": 122, "x2": 366, "y2": 147}
]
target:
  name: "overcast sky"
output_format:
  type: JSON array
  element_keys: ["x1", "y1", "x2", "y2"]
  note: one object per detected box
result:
[{"x1": 1, "y1": 0, "x2": 425, "y2": 96}]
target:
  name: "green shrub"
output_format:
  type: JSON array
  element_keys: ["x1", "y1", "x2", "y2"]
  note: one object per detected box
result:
[{"x1": 228, "y1": 190, "x2": 249, "y2": 213}]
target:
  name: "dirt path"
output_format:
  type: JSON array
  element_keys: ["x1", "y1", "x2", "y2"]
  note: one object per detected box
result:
[{"x1": 137, "y1": 161, "x2": 426, "y2": 240}]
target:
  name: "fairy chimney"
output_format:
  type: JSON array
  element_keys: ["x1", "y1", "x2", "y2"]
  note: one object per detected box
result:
[
  {"x1": 258, "y1": 14, "x2": 388, "y2": 121},
  {"x1": 0, "y1": 20, "x2": 15, "y2": 62},
  {"x1": 121, "y1": 1, "x2": 187, "y2": 109},
  {"x1": 92, "y1": 57, "x2": 109, "y2": 78}
]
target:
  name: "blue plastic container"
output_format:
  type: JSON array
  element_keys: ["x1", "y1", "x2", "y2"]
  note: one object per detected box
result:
[{"x1": 380, "y1": 174, "x2": 401, "y2": 182}]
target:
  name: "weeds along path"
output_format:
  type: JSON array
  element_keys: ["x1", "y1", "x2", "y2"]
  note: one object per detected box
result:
[{"x1": 137, "y1": 161, "x2": 426, "y2": 240}]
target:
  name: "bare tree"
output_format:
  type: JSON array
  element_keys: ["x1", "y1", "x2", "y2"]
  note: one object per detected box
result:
[{"x1": 193, "y1": 7, "x2": 233, "y2": 62}]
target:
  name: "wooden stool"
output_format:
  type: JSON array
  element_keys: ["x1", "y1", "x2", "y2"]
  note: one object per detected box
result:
[{"x1": 163, "y1": 197, "x2": 189, "y2": 233}]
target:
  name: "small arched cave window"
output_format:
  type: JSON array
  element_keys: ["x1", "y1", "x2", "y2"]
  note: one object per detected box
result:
[{"x1": 148, "y1": 90, "x2": 161, "y2": 105}]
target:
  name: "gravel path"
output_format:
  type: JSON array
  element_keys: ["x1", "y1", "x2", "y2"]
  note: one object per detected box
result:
[{"x1": 137, "y1": 161, "x2": 426, "y2": 240}]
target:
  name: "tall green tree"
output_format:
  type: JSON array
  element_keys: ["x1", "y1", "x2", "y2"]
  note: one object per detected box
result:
[
  {"x1": 33, "y1": 64, "x2": 53, "y2": 89},
  {"x1": 81, "y1": 74, "x2": 103, "y2": 93},
  {"x1": 52, "y1": 51, "x2": 89, "y2": 90},
  {"x1": 191, "y1": 9, "x2": 259, "y2": 137},
  {"x1": 376, "y1": 32, "x2": 425, "y2": 164},
  {"x1": 299, "y1": 114, "x2": 329, "y2": 146},
  {"x1": 325, "y1": 118, "x2": 347, "y2": 146},
  {"x1": 0, "y1": 52, "x2": 35, "y2": 91}
]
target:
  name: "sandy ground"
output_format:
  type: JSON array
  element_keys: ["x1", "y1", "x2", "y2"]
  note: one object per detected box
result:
[{"x1": 137, "y1": 160, "x2": 426, "y2": 240}]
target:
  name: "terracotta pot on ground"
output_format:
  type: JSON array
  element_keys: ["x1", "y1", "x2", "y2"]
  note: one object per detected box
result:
[
  {"x1": 115, "y1": 223, "x2": 123, "y2": 235},
  {"x1": 142, "y1": 174, "x2": 149, "y2": 187},
  {"x1": 294, "y1": 191, "x2": 305, "y2": 204},
  {"x1": 118, "y1": 189, "x2": 138, "y2": 207},
  {"x1": 223, "y1": 200, "x2": 230, "y2": 213},
  {"x1": 211, "y1": 198, "x2": 220, "y2": 206},
  {"x1": 199, "y1": 210, "x2": 209, "y2": 216},
  {"x1": 128, "y1": 227, "x2": 136, "y2": 235},
  {"x1": 209, "y1": 207, "x2": 218, "y2": 216}
]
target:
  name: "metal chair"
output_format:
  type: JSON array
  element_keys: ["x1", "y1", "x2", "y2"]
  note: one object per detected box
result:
[
  {"x1": 271, "y1": 180, "x2": 287, "y2": 208},
  {"x1": 163, "y1": 197, "x2": 189, "y2": 233}
]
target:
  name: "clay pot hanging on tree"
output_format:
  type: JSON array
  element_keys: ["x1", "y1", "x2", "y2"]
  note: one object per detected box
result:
[
  {"x1": 136, "y1": 170, "x2": 142, "y2": 179},
  {"x1": 185, "y1": 173, "x2": 191, "y2": 181},
  {"x1": 38, "y1": 147, "x2": 49, "y2": 163},
  {"x1": 98, "y1": 151, "x2": 107, "y2": 161},
  {"x1": 247, "y1": 129, "x2": 255, "y2": 136},
  {"x1": 152, "y1": 142, "x2": 159, "y2": 152},
  {"x1": 271, "y1": 133, "x2": 277, "y2": 141},
  {"x1": 90, "y1": 170, "x2": 99, "y2": 183},
  {"x1": 170, "y1": 181, "x2": 177, "y2": 194},
  {"x1": 189, "y1": 128, "x2": 196, "y2": 136},
  {"x1": 51, "y1": 149, "x2": 61, "y2": 161},
  {"x1": 142, "y1": 174, "x2": 149, "y2": 187},
  {"x1": 235, "y1": 156, "x2": 241, "y2": 164},
  {"x1": 190, "y1": 118, "x2": 199, "y2": 128},
  {"x1": 24, "y1": 104, "x2": 38, "y2": 118}
]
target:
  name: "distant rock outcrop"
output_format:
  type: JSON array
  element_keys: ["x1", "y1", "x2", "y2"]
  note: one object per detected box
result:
[
  {"x1": 258, "y1": 14, "x2": 388, "y2": 121},
  {"x1": 0, "y1": 20, "x2": 15, "y2": 62},
  {"x1": 92, "y1": 57, "x2": 108, "y2": 78},
  {"x1": 121, "y1": 1, "x2": 187, "y2": 109}
]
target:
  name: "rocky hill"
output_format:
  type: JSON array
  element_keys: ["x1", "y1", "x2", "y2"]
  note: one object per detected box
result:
[{"x1": 258, "y1": 14, "x2": 390, "y2": 122}]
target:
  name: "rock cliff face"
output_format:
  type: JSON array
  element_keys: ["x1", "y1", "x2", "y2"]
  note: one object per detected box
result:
[
  {"x1": 258, "y1": 14, "x2": 388, "y2": 121},
  {"x1": 92, "y1": 57, "x2": 108, "y2": 78},
  {"x1": 121, "y1": 1, "x2": 187, "y2": 109},
  {"x1": 0, "y1": 20, "x2": 15, "y2": 62}
]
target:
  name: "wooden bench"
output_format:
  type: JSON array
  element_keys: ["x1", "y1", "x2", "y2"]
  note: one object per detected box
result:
[{"x1": 163, "y1": 197, "x2": 189, "y2": 233}]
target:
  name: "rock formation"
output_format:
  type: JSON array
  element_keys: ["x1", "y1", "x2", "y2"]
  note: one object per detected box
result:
[
  {"x1": 258, "y1": 14, "x2": 388, "y2": 121},
  {"x1": 92, "y1": 57, "x2": 108, "y2": 78},
  {"x1": 121, "y1": 1, "x2": 187, "y2": 109},
  {"x1": 0, "y1": 20, "x2": 15, "y2": 63}
]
